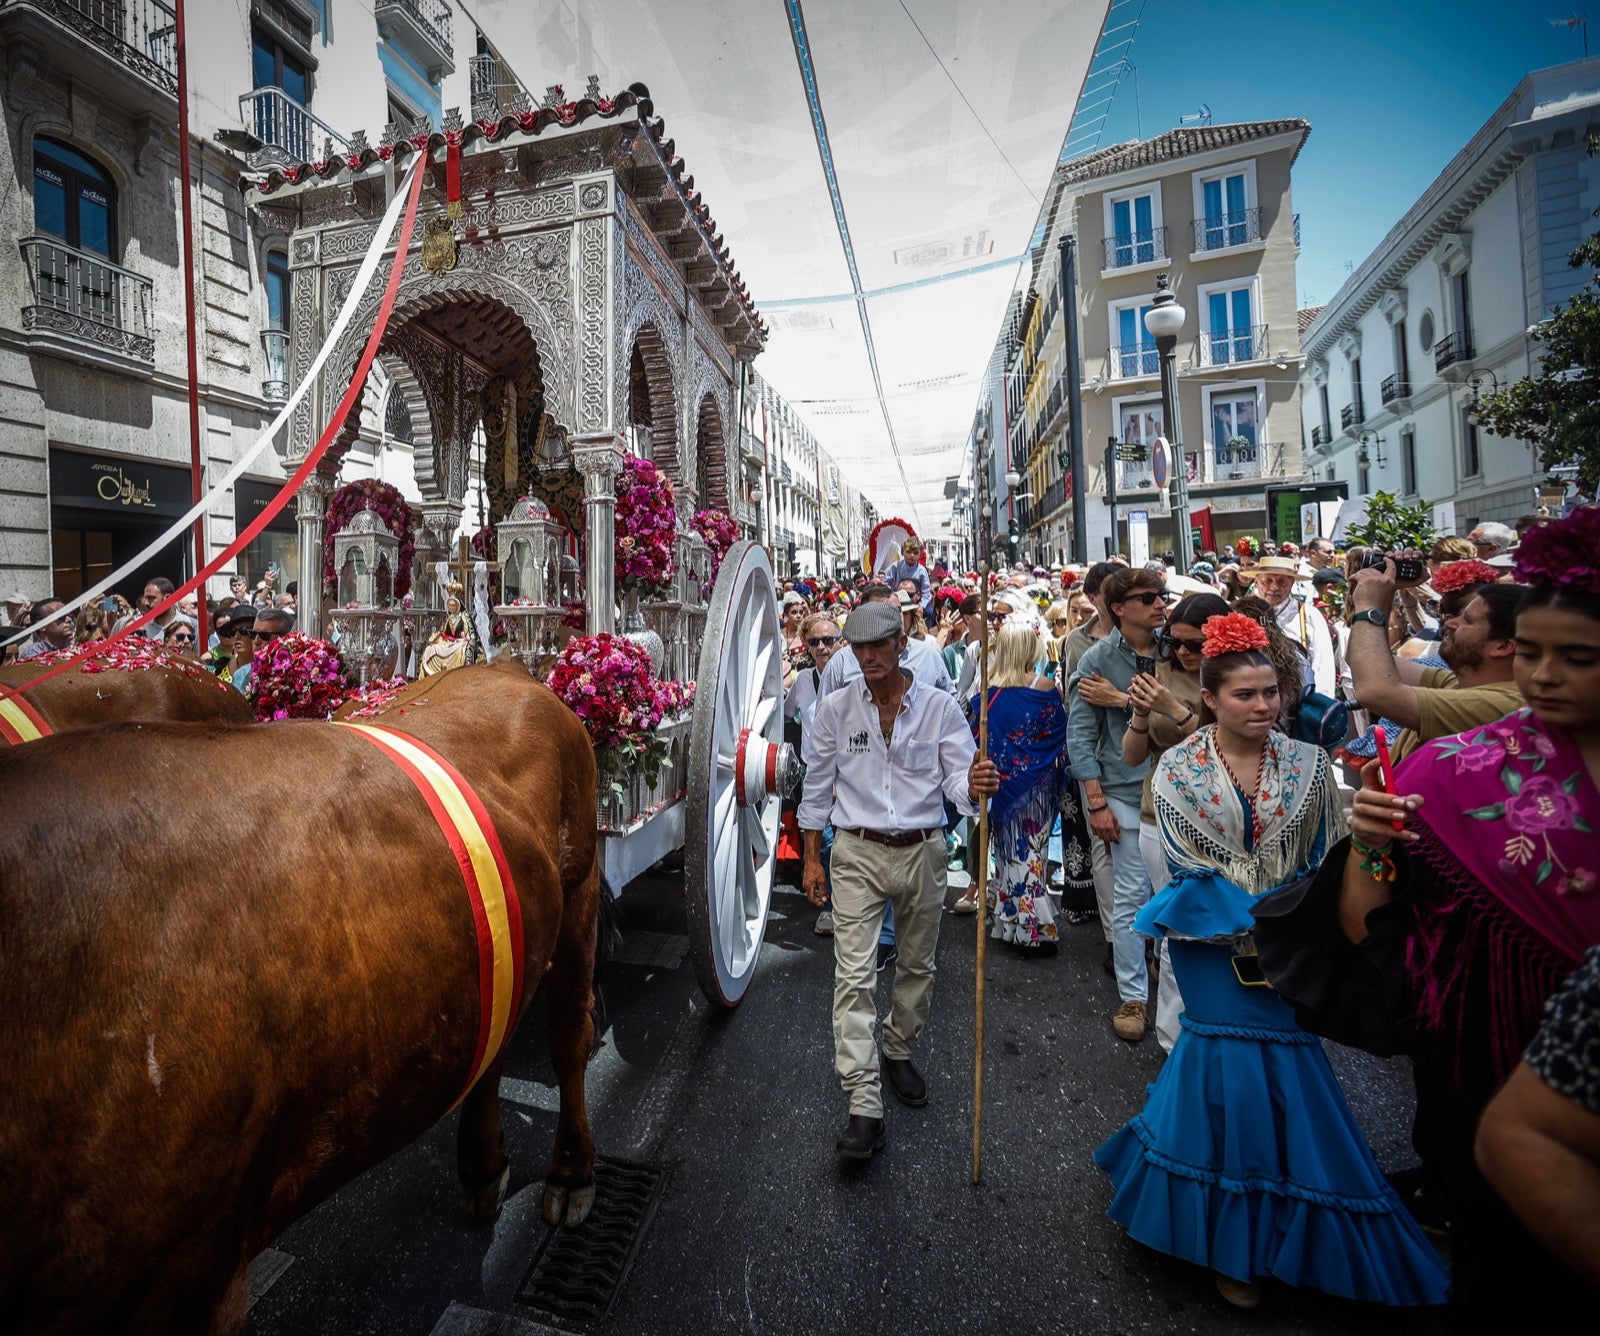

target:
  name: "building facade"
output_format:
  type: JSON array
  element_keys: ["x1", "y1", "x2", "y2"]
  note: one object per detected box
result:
[
  {"x1": 992, "y1": 120, "x2": 1313, "y2": 564},
  {"x1": 0, "y1": 1, "x2": 571, "y2": 605},
  {"x1": 1298, "y1": 58, "x2": 1600, "y2": 530}
]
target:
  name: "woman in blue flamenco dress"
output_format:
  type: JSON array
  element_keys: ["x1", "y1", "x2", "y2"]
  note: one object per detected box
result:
[{"x1": 1093, "y1": 611, "x2": 1448, "y2": 1310}]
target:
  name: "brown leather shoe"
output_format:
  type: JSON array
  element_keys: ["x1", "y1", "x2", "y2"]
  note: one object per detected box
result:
[
  {"x1": 881, "y1": 1056, "x2": 927, "y2": 1107},
  {"x1": 1113, "y1": 1000, "x2": 1149, "y2": 1042},
  {"x1": 835, "y1": 1114, "x2": 886, "y2": 1159}
]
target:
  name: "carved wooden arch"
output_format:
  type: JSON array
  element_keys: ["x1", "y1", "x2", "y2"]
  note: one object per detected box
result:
[
  {"x1": 695, "y1": 390, "x2": 730, "y2": 511},
  {"x1": 625, "y1": 318, "x2": 680, "y2": 481}
]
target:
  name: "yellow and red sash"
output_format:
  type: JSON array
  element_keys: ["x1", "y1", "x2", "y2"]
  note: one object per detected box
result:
[
  {"x1": 335, "y1": 722, "x2": 524, "y2": 1105},
  {"x1": 0, "y1": 690, "x2": 51, "y2": 746}
]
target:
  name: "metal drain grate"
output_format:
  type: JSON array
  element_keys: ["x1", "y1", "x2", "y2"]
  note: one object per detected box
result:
[{"x1": 515, "y1": 1156, "x2": 665, "y2": 1327}]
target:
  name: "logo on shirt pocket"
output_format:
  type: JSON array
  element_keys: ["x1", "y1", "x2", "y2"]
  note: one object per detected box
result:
[{"x1": 847, "y1": 730, "x2": 870, "y2": 754}]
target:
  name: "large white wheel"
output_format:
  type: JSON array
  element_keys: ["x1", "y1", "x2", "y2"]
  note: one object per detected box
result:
[{"x1": 684, "y1": 540, "x2": 800, "y2": 1007}]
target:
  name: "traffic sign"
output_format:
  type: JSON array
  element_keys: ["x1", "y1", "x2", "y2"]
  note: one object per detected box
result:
[{"x1": 1151, "y1": 437, "x2": 1169, "y2": 489}]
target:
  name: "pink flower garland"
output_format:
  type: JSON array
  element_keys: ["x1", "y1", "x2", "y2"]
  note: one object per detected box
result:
[
  {"x1": 614, "y1": 455, "x2": 677, "y2": 599},
  {"x1": 544, "y1": 633, "x2": 694, "y2": 784},
  {"x1": 691, "y1": 507, "x2": 741, "y2": 584},
  {"x1": 252, "y1": 632, "x2": 354, "y2": 721}
]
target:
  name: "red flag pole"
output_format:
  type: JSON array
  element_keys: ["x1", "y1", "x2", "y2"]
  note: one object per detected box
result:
[{"x1": 174, "y1": 0, "x2": 207, "y2": 643}]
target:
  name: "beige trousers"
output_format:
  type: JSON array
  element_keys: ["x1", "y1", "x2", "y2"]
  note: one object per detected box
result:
[{"x1": 830, "y1": 830, "x2": 947, "y2": 1117}]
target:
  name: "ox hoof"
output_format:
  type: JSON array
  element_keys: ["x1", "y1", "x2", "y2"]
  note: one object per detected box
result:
[
  {"x1": 541, "y1": 1179, "x2": 595, "y2": 1228},
  {"x1": 463, "y1": 1164, "x2": 511, "y2": 1222}
]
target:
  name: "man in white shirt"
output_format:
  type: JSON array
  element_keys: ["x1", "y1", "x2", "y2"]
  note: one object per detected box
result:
[
  {"x1": 1252, "y1": 556, "x2": 1335, "y2": 697},
  {"x1": 800, "y1": 599, "x2": 998, "y2": 1160}
]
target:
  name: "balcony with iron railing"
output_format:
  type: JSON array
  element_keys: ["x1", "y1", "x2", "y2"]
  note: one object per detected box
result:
[
  {"x1": 1197, "y1": 324, "x2": 1269, "y2": 369},
  {"x1": 1310, "y1": 424, "x2": 1329, "y2": 449},
  {"x1": 375, "y1": 0, "x2": 453, "y2": 80},
  {"x1": 1380, "y1": 373, "x2": 1411, "y2": 405},
  {"x1": 1116, "y1": 457, "x2": 1157, "y2": 492},
  {"x1": 469, "y1": 52, "x2": 531, "y2": 118},
  {"x1": 1103, "y1": 227, "x2": 1169, "y2": 272},
  {"x1": 1434, "y1": 330, "x2": 1473, "y2": 373},
  {"x1": 1204, "y1": 441, "x2": 1287, "y2": 482},
  {"x1": 1340, "y1": 401, "x2": 1364, "y2": 431},
  {"x1": 241, "y1": 86, "x2": 349, "y2": 165},
  {"x1": 1110, "y1": 342, "x2": 1160, "y2": 380},
  {"x1": 19, "y1": 235, "x2": 154, "y2": 370},
  {"x1": 0, "y1": 0, "x2": 177, "y2": 98},
  {"x1": 1192, "y1": 207, "x2": 1263, "y2": 254}
]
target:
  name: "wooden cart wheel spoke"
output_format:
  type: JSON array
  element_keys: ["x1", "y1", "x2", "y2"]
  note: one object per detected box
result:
[{"x1": 684, "y1": 541, "x2": 798, "y2": 1007}]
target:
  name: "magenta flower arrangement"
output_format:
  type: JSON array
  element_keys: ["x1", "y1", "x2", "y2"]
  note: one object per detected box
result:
[
  {"x1": 545, "y1": 632, "x2": 694, "y2": 788},
  {"x1": 252, "y1": 632, "x2": 354, "y2": 722},
  {"x1": 322, "y1": 478, "x2": 416, "y2": 599},
  {"x1": 614, "y1": 455, "x2": 677, "y2": 599},
  {"x1": 691, "y1": 507, "x2": 741, "y2": 584},
  {"x1": 1514, "y1": 506, "x2": 1600, "y2": 595}
]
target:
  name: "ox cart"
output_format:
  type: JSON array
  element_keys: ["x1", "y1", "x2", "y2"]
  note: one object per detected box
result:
[{"x1": 248, "y1": 83, "x2": 797, "y2": 1007}]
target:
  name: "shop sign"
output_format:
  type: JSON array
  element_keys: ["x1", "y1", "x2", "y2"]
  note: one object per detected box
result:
[{"x1": 49, "y1": 451, "x2": 191, "y2": 519}]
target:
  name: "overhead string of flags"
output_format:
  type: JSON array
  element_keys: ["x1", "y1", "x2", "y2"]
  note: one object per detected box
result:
[{"x1": 0, "y1": 154, "x2": 429, "y2": 699}]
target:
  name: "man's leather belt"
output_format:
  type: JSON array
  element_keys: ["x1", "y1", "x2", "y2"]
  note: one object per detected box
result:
[{"x1": 840, "y1": 827, "x2": 938, "y2": 849}]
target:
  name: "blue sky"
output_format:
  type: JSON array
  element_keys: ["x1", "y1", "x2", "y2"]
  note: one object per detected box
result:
[{"x1": 1088, "y1": 0, "x2": 1591, "y2": 307}]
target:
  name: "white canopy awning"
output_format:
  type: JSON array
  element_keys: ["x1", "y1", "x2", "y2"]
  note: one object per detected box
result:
[{"x1": 477, "y1": 0, "x2": 1113, "y2": 533}]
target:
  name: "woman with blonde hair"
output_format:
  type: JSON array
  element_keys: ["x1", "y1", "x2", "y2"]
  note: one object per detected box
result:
[{"x1": 967, "y1": 622, "x2": 1070, "y2": 954}]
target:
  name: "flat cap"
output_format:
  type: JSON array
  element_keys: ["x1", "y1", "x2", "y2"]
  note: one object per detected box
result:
[{"x1": 842, "y1": 600, "x2": 903, "y2": 645}]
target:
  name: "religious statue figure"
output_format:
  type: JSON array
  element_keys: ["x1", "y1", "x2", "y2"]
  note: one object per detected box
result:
[{"x1": 418, "y1": 583, "x2": 478, "y2": 677}]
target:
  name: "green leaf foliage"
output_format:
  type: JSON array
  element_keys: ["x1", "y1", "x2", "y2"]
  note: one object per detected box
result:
[{"x1": 1345, "y1": 492, "x2": 1440, "y2": 552}]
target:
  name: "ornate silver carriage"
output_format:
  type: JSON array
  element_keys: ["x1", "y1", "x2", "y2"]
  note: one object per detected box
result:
[{"x1": 249, "y1": 84, "x2": 797, "y2": 1006}]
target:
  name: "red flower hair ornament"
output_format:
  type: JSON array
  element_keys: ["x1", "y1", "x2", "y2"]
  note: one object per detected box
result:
[
  {"x1": 1430, "y1": 559, "x2": 1502, "y2": 595},
  {"x1": 1201, "y1": 611, "x2": 1271, "y2": 658}
]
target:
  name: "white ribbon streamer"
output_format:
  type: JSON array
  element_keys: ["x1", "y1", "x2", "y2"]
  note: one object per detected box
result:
[{"x1": 4, "y1": 158, "x2": 425, "y2": 647}]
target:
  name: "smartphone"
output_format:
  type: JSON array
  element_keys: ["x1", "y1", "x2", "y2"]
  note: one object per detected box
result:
[
  {"x1": 1133, "y1": 653, "x2": 1156, "y2": 676},
  {"x1": 1372, "y1": 725, "x2": 1405, "y2": 832}
]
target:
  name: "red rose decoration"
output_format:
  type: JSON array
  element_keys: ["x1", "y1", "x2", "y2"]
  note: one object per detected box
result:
[{"x1": 1201, "y1": 611, "x2": 1270, "y2": 657}]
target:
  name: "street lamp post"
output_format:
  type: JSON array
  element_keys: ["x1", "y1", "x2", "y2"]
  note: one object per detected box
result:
[{"x1": 1144, "y1": 274, "x2": 1191, "y2": 574}]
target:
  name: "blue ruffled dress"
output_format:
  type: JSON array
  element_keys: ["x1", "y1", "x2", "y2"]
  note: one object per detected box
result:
[{"x1": 1093, "y1": 867, "x2": 1450, "y2": 1306}]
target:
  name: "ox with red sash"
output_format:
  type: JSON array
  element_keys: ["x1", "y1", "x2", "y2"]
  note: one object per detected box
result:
[{"x1": 0, "y1": 664, "x2": 599, "y2": 1334}]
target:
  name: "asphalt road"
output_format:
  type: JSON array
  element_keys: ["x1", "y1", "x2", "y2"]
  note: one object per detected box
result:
[{"x1": 244, "y1": 868, "x2": 1447, "y2": 1336}]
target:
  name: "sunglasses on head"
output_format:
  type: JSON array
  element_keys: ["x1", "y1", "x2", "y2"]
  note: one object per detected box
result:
[{"x1": 806, "y1": 635, "x2": 839, "y2": 648}]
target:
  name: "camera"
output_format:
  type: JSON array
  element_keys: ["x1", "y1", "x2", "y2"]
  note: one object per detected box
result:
[{"x1": 1354, "y1": 550, "x2": 1426, "y2": 585}]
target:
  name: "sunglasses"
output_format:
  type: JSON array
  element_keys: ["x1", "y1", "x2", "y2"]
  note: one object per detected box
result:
[
  {"x1": 170, "y1": 633, "x2": 196, "y2": 643},
  {"x1": 806, "y1": 635, "x2": 840, "y2": 648},
  {"x1": 1049, "y1": 618, "x2": 1070, "y2": 628},
  {"x1": 1120, "y1": 591, "x2": 1164, "y2": 607},
  {"x1": 248, "y1": 629, "x2": 276, "y2": 640},
  {"x1": 1163, "y1": 634, "x2": 1205, "y2": 657}
]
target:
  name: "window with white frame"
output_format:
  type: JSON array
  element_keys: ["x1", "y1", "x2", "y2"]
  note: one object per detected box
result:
[
  {"x1": 1205, "y1": 384, "x2": 1261, "y2": 478},
  {"x1": 1103, "y1": 185, "x2": 1164, "y2": 269},
  {"x1": 1113, "y1": 396, "x2": 1164, "y2": 488},
  {"x1": 1109, "y1": 299, "x2": 1158, "y2": 378},
  {"x1": 1191, "y1": 160, "x2": 1258, "y2": 252},
  {"x1": 1197, "y1": 278, "x2": 1260, "y2": 367}
]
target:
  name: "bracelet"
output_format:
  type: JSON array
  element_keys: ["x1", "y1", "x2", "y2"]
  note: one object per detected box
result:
[
  {"x1": 1350, "y1": 832, "x2": 1397, "y2": 882},
  {"x1": 1087, "y1": 802, "x2": 1108, "y2": 812},
  {"x1": 1131, "y1": 707, "x2": 1151, "y2": 718},
  {"x1": 1127, "y1": 724, "x2": 1148, "y2": 735}
]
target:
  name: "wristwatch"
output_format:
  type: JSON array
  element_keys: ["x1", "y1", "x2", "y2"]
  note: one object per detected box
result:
[{"x1": 1350, "y1": 608, "x2": 1388, "y2": 628}]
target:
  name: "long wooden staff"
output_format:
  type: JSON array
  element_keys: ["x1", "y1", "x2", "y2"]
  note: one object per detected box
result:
[{"x1": 972, "y1": 564, "x2": 992, "y2": 1186}]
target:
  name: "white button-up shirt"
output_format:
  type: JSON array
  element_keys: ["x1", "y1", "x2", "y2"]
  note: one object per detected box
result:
[
  {"x1": 798, "y1": 671, "x2": 978, "y2": 834},
  {"x1": 1273, "y1": 594, "x2": 1336, "y2": 698}
]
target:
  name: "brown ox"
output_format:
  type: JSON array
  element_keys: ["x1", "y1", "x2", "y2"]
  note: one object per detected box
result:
[
  {"x1": 0, "y1": 662, "x2": 599, "y2": 1333},
  {"x1": 0, "y1": 650, "x2": 252, "y2": 742}
]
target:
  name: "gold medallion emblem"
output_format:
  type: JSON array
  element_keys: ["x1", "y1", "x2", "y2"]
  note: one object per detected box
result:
[{"x1": 421, "y1": 215, "x2": 458, "y2": 275}]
